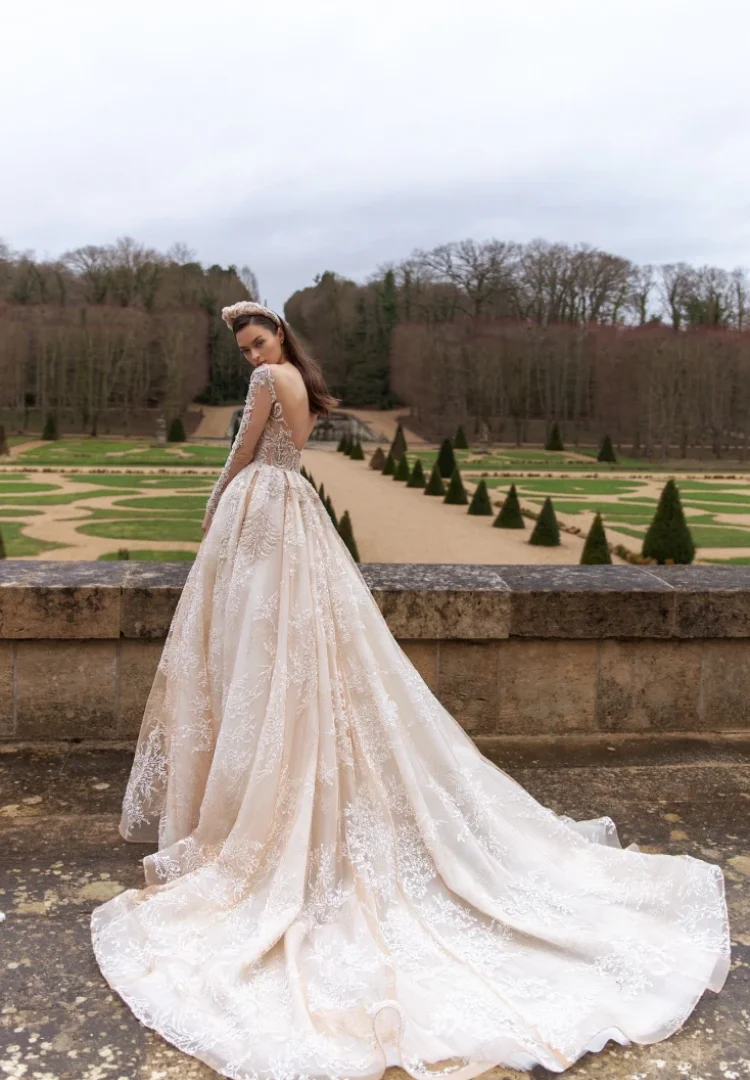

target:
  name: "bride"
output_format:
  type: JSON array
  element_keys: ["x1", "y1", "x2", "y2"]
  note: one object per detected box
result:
[{"x1": 90, "y1": 301, "x2": 731, "y2": 1079}]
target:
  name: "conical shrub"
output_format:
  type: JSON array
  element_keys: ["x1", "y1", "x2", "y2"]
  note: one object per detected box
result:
[
  {"x1": 390, "y1": 423, "x2": 407, "y2": 461},
  {"x1": 544, "y1": 422, "x2": 564, "y2": 451},
  {"x1": 342, "y1": 434, "x2": 353, "y2": 455},
  {"x1": 318, "y1": 482, "x2": 326, "y2": 502},
  {"x1": 382, "y1": 450, "x2": 396, "y2": 476},
  {"x1": 407, "y1": 458, "x2": 426, "y2": 489},
  {"x1": 580, "y1": 511, "x2": 612, "y2": 564},
  {"x1": 424, "y1": 461, "x2": 446, "y2": 496},
  {"x1": 468, "y1": 479, "x2": 493, "y2": 515},
  {"x1": 393, "y1": 452, "x2": 410, "y2": 481},
  {"x1": 370, "y1": 446, "x2": 386, "y2": 470},
  {"x1": 597, "y1": 434, "x2": 617, "y2": 463},
  {"x1": 116, "y1": 547, "x2": 131, "y2": 560},
  {"x1": 42, "y1": 413, "x2": 58, "y2": 440},
  {"x1": 324, "y1": 494, "x2": 338, "y2": 529},
  {"x1": 493, "y1": 484, "x2": 525, "y2": 528},
  {"x1": 444, "y1": 467, "x2": 469, "y2": 505},
  {"x1": 301, "y1": 465, "x2": 309, "y2": 480},
  {"x1": 0, "y1": 424, "x2": 9, "y2": 457},
  {"x1": 453, "y1": 424, "x2": 469, "y2": 450},
  {"x1": 167, "y1": 417, "x2": 186, "y2": 442},
  {"x1": 642, "y1": 479, "x2": 695, "y2": 564},
  {"x1": 306, "y1": 470, "x2": 316, "y2": 488},
  {"x1": 0, "y1": 526, "x2": 6, "y2": 559},
  {"x1": 350, "y1": 439, "x2": 365, "y2": 460},
  {"x1": 529, "y1": 496, "x2": 560, "y2": 546},
  {"x1": 337, "y1": 433, "x2": 347, "y2": 452},
  {"x1": 437, "y1": 437, "x2": 456, "y2": 478},
  {"x1": 338, "y1": 510, "x2": 360, "y2": 561}
]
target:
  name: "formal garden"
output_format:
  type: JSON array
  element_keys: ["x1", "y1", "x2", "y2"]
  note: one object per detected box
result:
[{"x1": 3, "y1": 417, "x2": 750, "y2": 564}]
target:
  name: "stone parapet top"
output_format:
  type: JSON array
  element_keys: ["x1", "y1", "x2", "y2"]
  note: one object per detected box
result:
[{"x1": 1, "y1": 561, "x2": 750, "y2": 640}]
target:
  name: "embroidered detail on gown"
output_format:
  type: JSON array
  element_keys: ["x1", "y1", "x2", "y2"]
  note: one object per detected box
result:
[{"x1": 89, "y1": 364, "x2": 731, "y2": 1079}]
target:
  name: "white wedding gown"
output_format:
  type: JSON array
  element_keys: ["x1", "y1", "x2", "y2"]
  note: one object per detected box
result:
[{"x1": 90, "y1": 362, "x2": 731, "y2": 1080}]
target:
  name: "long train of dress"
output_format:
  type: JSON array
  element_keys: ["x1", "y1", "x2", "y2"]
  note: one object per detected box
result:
[{"x1": 90, "y1": 364, "x2": 731, "y2": 1080}]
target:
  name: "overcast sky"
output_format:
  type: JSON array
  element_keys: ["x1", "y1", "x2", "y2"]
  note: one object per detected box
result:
[{"x1": 3, "y1": 0, "x2": 750, "y2": 310}]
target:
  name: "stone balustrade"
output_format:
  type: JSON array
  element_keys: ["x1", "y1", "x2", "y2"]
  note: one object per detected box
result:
[{"x1": 2, "y1": 561, "x2": 750, "y2": 745}]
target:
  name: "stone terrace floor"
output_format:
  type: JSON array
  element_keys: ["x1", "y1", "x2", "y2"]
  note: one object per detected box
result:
[{"x1": 0, "y1": 736, "x2": 749, "y2": 1080}]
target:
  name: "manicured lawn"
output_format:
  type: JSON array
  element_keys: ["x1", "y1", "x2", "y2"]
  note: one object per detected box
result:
[
  {"x1": 0, "y1": 521, "x2": 67, "y2": 557},
  {"x1": 76, "y1": 518, "x2": 202, "y2": 542},
  {"x1": 15, "y1": 439, "x2": 229, "y2": 468}
]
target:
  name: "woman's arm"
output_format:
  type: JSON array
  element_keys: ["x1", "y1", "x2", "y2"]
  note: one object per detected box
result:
[{"x1": 202, "y1": 363, "x2": 275, "y2": 531}]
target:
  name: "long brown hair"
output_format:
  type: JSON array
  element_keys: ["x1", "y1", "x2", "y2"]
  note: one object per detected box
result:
[{"x1": 230, "y1": 312, "x2": 340, "y2": 418}]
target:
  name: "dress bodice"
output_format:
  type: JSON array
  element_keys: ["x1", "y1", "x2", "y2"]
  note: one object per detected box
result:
[{"x1": 253, "y1": 378, "x2": 303, "y2": 473}]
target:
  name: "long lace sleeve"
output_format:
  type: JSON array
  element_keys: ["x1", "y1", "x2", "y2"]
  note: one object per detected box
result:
[{"x1": 204, "y1": 363, "x2": 276, "y2": 521}]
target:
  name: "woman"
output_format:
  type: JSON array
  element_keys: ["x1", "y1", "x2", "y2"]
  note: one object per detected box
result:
[{"x1": 90, "y1": 301, "x2": 731, "y2": 1080}]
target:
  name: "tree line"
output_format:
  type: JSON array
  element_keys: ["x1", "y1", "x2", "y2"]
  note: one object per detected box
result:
[{"x1": 0, "y1": 236, "x2": 258, "y2": 430}]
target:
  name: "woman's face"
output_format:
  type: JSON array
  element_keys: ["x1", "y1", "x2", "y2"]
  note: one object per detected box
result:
[{"x1": 235, "y1": 322, "x2": 284, "y2": 367}]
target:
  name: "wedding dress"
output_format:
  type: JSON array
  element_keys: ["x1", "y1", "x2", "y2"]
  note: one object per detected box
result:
[{"x1": 90, "y1": 361, "x2": 731, "y2": 1080}]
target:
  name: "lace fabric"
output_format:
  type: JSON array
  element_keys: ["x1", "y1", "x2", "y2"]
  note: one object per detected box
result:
[{"x1": 88, "y1": 392, "x2": 731, "y2": 1079}]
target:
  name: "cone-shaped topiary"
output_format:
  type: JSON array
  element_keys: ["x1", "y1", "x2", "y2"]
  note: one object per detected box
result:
[
  {"x1": 342, "y1": 434, "x2": 353, "y2": 455},
  {"x1": 468, "y1": 478, "x2": 494, "y2": 515},
  {"x1": 453, "y1": 424, "x2": 469, "y2": 450},
  {"x1": 167, "y1": 417, "x2": 186, "y2": 442},
  {"x1": 444, "y1": 466, "x2": 469, "y2": 505},
  {"x1": 0, "y1": 423, "x2": 9, "y2": 457},
  {"x1": 544, "y1": 421, "x2": 564, "y2": 451},
  {"x1": 338, "y1": 510, "x2": 360, "y2": 562},
  {"x1": 42, "y1": 413, "x2": 58, "y2": 440},
  {"x1": 424, "y1": 461, "x2": 446, "y2": 496},
  {"x1": 529, "y1": 496, "x2": 560, "y2": 545},
  {"x1": 642, "y1": 479, "x2": 695, "y2": 564},
  {"x1": 324, "y1": 494, "x2": 338, "y2": 529},
  {"x1": 337, "y1": 433, "x2": 347, "y2": 452},
  {"x1": 407, "y1": 458, "x2": 426, "y2": 489},
  {"x1": 437, "y1": 437, "x2": 456, "y2": 478},
  {"x1": 370, "y1": 446, "x2": 386, "y2": 470},
  {"x1": 390, "y1": 423, "x2": 407, "y2": 462},
  {"x1": 393, "y1": 452, "x2": 410, "y2": 481},
  {"x1": 318, "y1": 482, "x2": 326, "y2": 502},
  {"x1": 493, "y1": 484, "x2": 525, "y2": 528},
  {"x1": 306, "y1": 470, "x2": 316, "y2": 488},
  {"x1": 350, "y1": 439, "x2": 365, "y2": 460},
  {"x1": 580, "y1": 511, "x2": 612, "y2": 564},
  {"x1": 116, "y1": 547, "x2": 131, "y2": 560},
  {"x1": 382, "y1": 450, "x2": 396, "y2": 476},
  {"x1": 301, "y1": 465, "x2": 309, "y2": 480},
  {"x1": 0, "y1": 525, "x2": 6, "y2": 559},
  {"x1": 597, "y1": 434, "x2": 617, "y2": 463}
]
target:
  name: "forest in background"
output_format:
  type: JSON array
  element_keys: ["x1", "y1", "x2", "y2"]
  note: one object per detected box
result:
[
  {"x1": 0, "y1": 237, "x2": 258, "y2": 434},
  {"x1": 285, "y1": 240, "x2": 750, "y2": 457},
  {"x1": 2, "y1": 232, "x2": 750, "y2": 456}
]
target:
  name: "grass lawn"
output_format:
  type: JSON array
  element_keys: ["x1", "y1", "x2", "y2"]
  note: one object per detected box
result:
[
  {"x1": 15, "y1": 439, "x2": 229, "y2": 468},
  {"x1": 0, "y1": 521, "x2": 68, "y2": 557},
  {"x1": 76, "y1": 518, "x2": 202, "y2": 542}
]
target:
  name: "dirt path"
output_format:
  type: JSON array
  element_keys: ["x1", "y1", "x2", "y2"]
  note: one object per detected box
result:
[{"x1": 300, "y1": 446, "x2": 603, "y2": 564}]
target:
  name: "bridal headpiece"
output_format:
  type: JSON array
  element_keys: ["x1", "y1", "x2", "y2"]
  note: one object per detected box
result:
[{"x1": 221, "y1": 301, "x2": 282, "y2": 330}]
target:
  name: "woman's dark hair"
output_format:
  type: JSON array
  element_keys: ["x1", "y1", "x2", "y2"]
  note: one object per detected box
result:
[{"x1": 231, "y1": 312, "x2": 340, "y2": 418}]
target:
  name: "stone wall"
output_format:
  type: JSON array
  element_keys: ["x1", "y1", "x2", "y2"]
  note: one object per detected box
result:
[{"x1": 2, "y1": 561, "x2": 750, "y2": 745}]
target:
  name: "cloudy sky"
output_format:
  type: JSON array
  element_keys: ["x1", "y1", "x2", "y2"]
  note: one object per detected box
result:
[{"x1": 3, "y1": 0, "x2": 750, "y2": 309}]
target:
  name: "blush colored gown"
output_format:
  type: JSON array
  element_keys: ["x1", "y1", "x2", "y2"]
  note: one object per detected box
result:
[{"x1": 90, "y1": 361, "x2": 731, "y2": 1080}]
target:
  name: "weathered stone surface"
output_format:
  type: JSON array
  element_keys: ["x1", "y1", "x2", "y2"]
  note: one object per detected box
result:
[
  {"x1": 0, "y1": 640, "x2": 13, "y2": 738},
  {"x1": 15, "y1": 641, "x2": 118, "y2": 739},
  {"x1": 499, "y1": 564, "x2": 675, "y2": 638},
  {"x1": 597, "y1": 639, "x2": 703, "y2": 731},
  {"x1": 437, "y1": 641, "x2": 500, "y2": 733},
  {"x1": 701, "y1": 639, "x2": 750, "y2": 729},
  {"x1": 496, "y1": 639, "x2": 598, "y2": 734},
  {"x1": 645, "y1": 563, "x2": 750, "y2": 638},
  {"x1": 0, "y1": 742, "x2": 747, "y2": 1079},
  {"x1": 120, "y1": 561, "x2": 190, "y2": 639},
  {"x1": 0, "y1": 583, "x2": 121, "y2": 639},
  {"x1": 119, "y1": 639, "x2": 164, "y2": 737}
]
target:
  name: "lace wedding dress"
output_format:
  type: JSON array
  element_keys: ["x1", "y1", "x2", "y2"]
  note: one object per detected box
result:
[{"x1": 90, "y1": 361, "x2": 731, "y2": 1080}]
